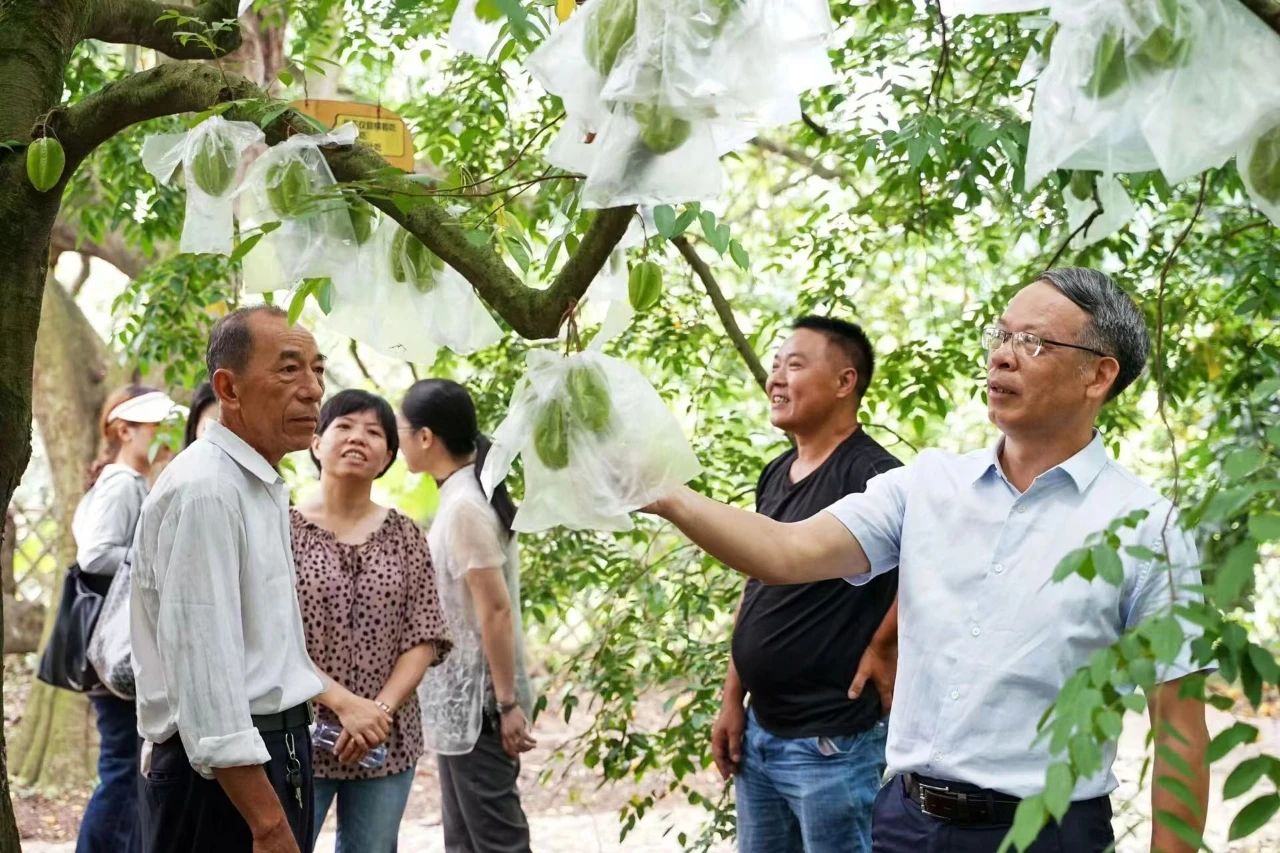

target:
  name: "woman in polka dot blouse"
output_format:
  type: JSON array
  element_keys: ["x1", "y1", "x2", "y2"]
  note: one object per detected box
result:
[{"x1": 292, "y1": 389, "x2": 452, "y2": 852}]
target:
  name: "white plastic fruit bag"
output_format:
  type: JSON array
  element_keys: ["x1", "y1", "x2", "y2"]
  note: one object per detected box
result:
[
  {"x1": 1024, "y1": 0, "x2": 1164, "y2": 187},
  {"x1": 1025, "y1": 0, "x2": 1280, "y2": 188},
  {"x1": 238, "y1": 123, "x2": 360, "y2": 290},
  {"x1": 323, "y1": 220, "x2": 502, "y2": 359},
  {"x1": 142, "y1": 116, "x2": 264, "y2": 255},
  {"x1": 1138, "y1": 0, "x2": 1280, "y2": 183},
  {"x1": 528, "y1": 0, "x2": 834, "y2": 208},
  {"x1": 1240, "y1": 117, "x2": 1280, "y2": 228},
  {"x1": 1063, "y1": 172, "x2": 1135, "y2": 249},
  {"x1": 481, "y1": 349, "x2": 702, "y2": 532}
]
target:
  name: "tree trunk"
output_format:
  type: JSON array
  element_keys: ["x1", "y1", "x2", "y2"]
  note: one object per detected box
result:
[
  {"x1": 2, "y1": 509, "x2": 44, "y2": 655},
  {"x1": 0, "y1": 8, "x2": 89, "y2": 834},
  {"x1": 8, "y1": 275, "x2": 120, "y2": 795}
]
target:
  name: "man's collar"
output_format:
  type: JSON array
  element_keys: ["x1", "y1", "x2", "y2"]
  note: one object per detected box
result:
[
  {"x1": 972, "y1": 430, "x2": 1108, "y2": 492},
  {"x1": 204, "y1": 422, "x2": 282, "y2": 486}
]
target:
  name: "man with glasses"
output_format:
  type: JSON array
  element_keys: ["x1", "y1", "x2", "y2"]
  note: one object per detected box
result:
[{"x1": 644, "y1": 268, "x2": 1209, "y2": 852}]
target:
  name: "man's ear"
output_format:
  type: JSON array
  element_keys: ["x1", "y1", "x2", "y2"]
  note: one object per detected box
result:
[
  {"x1": 835, "y1": 366, "x2": 859, "y2": 400},
  {"x1": 211, "y1": 368, "x2": 238, "y2": 412},
  {"x1": 1086, "y1": 356, "x2": 1121, "y2": 403}
]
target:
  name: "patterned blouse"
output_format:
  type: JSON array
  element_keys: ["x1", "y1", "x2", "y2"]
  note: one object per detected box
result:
[{"x1": 291, "y1": 507, "x2": 451, "y2": 780}]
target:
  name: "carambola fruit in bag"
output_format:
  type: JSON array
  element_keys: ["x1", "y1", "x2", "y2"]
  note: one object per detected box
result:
[
  {"x1": 1084, "y1": 28, "x2": 1128, "y2": 100},
  {"x1": 266, "y1": 159, "x2": 317, "y2": 217},
  {"x1": 533, "y1": 397, "x2": 572, "y2": 469},
  {"x1": 26, "y1": 137, "x2": 65, "y2": 193},
  {"x1": 1248, "y1": 124, "x2": 1280, "y2": 205},
  {"x1": 390, "y1": 228, "x2": 444, "y2": 293},
  {"x1": 634, "y1": 104, "x2": 691, "y2": 154},
  {"x1": 585, "y1": 0, "x2": 637, "y2": 75},
  {"x1": 566, "y1": 362, "x2": 614, "y2": 435},
  {"x1": 191, "y1": 133, "x2": 237, "y2": 196}
]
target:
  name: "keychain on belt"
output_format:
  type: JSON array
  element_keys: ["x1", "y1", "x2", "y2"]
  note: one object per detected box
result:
[{"x1": 284, "y1": 731, "x2": 303, "y2": 809}]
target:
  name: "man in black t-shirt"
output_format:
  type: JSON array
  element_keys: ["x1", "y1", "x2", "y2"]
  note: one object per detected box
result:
[{"x1": 713, "y1": 316, "x2": 901, "y2": 853}]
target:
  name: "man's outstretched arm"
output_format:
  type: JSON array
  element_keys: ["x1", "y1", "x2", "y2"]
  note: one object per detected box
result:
[{"x1": 649, "y1": 485, "x2": 871, "y2": 584}]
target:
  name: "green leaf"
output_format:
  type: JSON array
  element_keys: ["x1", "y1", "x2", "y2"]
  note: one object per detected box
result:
[
  {"x1": 1002, "y1": 795, "x2": 1047, "y2": 852},
  {"x1": 671, "y1": 207, "x2": 699, "y2": 237},
  {"x1": 315, "y1": 279, "x2": 334, "y2": 315},
  {"x1": 1248, "y1": 513, "x2": 1280, "y2": 542},
  {"x1": 1154, "y1": 809, "x2": 1207, "y2": 850},
  {"x1": 277, "y1": 69, "x2": 294, "y2": 87},
  {"x1": 503, "y1": 235, "x2": 531, "y2": 273},
  {"x1": 1247, "y1": 644, "x2": 1280, "y2": 684},
  {"x1": 1155, "y1": 774, "x2": 1204, "y2": 815},
  {"x1": 654, "y1": 204, "x2": 677, "y2": 239},
  {"x1": 729, "y1": 239, "x2": 750, "y2": 271},
  {"x1": 1068, "y1": 733, "x2": 1103, "y2": 776},
  {"x1": 1228, "y1": 793, "x2": 1280, "y2": 840},
  {"x1": 1091, "y1": 544, "x2": 1124, "y2": 586},
  {"x1": 628, "y1": 261, "x2": 664, "y2": 312},
  {"x1": 1121, "y1": 692, "x2": 1147, "y2": 713},
  {"x1": 1053, "y1": 547, "x2": 1091, "y2": 581},
  {"x1": 1224, "y1": 447, "x2": 1265, "y2": 480},
  {"x1": 1095, "y1": 708, "x2": 1123, "y2": 740},
  {"x1": 287, "y1": 281, "x2": 313, "y2": 326},
  {"x1": 1214, "y1": 541, "x2": 1258, "y2": 607},
  {"x1": 1145, "y1": 616, "x2": 1184, "y2": 663},
  {"x1": 1223, "y1": 756, "x2": 1269, "y2": 799},
  {"x1": 1042, "y1": 763, "x2": 1073, "y2": 821}
]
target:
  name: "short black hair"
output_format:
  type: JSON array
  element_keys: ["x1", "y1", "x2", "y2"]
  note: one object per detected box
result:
[
  {"x1": 309, "y1": 389, "x2": 399, "y2": 478},
  {"x1": 792, "y1": 315, "x2": 875, "y2": 398},
  {"x1": 206, "y1": 304, "x2": 287, "y2": 380}
]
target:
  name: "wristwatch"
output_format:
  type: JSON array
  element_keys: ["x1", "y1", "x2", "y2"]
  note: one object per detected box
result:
[
  {"x1": 497, "y1": 700, "x2": 520, "y2": 716},
  {"x1": 376, "y1": 700, "x2": 393, "y2": 715}
]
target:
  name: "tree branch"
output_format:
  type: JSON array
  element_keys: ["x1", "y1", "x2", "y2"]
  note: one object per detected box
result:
[
  {"x1": 671, "y1": 236, "x2": 768, "y2": 391},
  {"x1": 52, "y1": 62, "x2": 633, "y2": 340},
  {"x1": 751, "y1": 136, "x2": 855, "y2": 185},
  {"x1": 49, "y1": 220, "x2": 146, "y2": 279},
  {"x1": 85, "y1": 0, "x2": 243, "y2": 60}
]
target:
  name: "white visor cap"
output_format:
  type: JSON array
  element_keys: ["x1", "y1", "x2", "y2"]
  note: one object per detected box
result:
[{"x1": 106, "y1": 391, "x2": 184, "y2": 424}]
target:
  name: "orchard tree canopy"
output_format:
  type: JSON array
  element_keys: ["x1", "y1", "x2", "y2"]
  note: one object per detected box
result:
[{"x1": 2, "y1": 1, "x2": 1280, "y2": 851}]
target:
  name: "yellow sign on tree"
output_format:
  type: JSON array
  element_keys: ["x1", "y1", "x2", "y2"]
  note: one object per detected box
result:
[{"x1": 290, "y1": 99, "x2": 416, "y2": 172}]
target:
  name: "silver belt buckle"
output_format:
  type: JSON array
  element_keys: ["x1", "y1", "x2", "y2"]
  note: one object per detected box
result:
[{"x1": 919, "y1": 782, "x2": 960, "y2": 821}]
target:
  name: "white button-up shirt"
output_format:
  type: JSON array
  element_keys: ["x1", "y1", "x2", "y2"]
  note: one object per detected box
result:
[
  {"x1": 130, "y1": 422, "x2": 322, "y2": 777},
  {"x1": 72, "y1": 463, "x2": 148, "y2": 576},
  {"x1": 826, "y1": 433, "x2": 1203, "y2": 799}
]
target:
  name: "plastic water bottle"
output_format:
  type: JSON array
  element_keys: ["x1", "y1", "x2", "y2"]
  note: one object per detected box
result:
[{"x1": 310, "y1": 722, "x2": 388, "y2": 770}]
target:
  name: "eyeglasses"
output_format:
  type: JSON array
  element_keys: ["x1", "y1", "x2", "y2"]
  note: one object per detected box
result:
[{"x1": 981, "y1": 326, "x2": 1110, "y2": 359}]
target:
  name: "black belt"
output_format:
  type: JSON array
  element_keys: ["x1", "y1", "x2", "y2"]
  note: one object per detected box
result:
[
  {"x1": 251, "y1": 703, "x2": 312, "y2": 734},
  {"x1": 903, "y1": 773, "x2": 1021, "y2": 825}
]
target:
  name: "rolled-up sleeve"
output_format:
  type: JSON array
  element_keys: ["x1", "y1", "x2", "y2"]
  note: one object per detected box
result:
[
  {"x1": 1124, "y1": 510, "x2": 1209, "y2": 683},
  {"x1": 823, "y1": 462, "x2": 912, "y2": 586},
  {"x1": 77, "y1": 476, "x2": 143, "y2": 576},
  {"x1": 152, "y1": 493, "x2": 269, "y2": 777}
]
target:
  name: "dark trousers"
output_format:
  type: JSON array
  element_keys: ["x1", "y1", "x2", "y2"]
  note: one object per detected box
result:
[
  {"x1": 438, "y1": 715, "x2": 531, "y2": 853},
  {"x1": 77, "y1": 695, "x2": 140, "y2": 853},
  {"x1": 137, "y1": 725, "x2": 314, "y2": 853},
  {"x1": 872, "y1": 774, "x2": 1115, "y2": 853}
]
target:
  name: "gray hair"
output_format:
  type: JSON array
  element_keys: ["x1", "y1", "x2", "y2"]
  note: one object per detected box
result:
[
  {"x1": 1036, "y1": 267, "x2": 1149, "y2": 401},
  {"x1": 206, "y1": 304, "x2": 287, "y2": 379}
]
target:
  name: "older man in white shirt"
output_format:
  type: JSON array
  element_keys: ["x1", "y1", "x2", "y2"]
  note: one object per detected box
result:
[
  {"x1": 131, "y1": 304, "x2": 327, "y2": 853},
  {"x1": 646, "y1": 268, "x2": 1210, "y2": 853}
]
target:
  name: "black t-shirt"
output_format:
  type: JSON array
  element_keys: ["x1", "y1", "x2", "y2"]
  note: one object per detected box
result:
[{"x1": 731, "y1": 429, "x2": 901, "y2": 739}]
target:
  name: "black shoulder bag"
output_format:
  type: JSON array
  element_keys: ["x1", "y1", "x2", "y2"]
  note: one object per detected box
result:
[{"x1": 36, "y1": 564, "x2": 114, "y2": 692}]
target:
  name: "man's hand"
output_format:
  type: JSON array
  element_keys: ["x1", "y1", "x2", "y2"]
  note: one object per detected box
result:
[
  {"x1": 500, "y1": 707, "x2": 537, "y2": 757},
  {"x1": 252, "y1": 815, "x2": 301, "y2": 853},
  {"x1": 849, "y1": 640, "x2": 897, "y2": 716},
  {"x1": 711, "y1": 696, "x2": 746, "y2": 780}
]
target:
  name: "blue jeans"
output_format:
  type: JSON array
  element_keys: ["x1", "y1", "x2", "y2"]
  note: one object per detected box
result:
[
  {"x1": 736, "y1": 707, "x2": 888, "y2": 853},
  {"x1": 312, "y1": 769, "x2": 415, "y2": 853},
  {"x1": 77, "y1": 694, "x2": 140, "y2": 853}
]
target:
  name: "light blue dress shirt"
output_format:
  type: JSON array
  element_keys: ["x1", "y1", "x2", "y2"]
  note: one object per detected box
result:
[{"x1": 825, "y1": 432, "x2": 1203, "y2": 799}]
